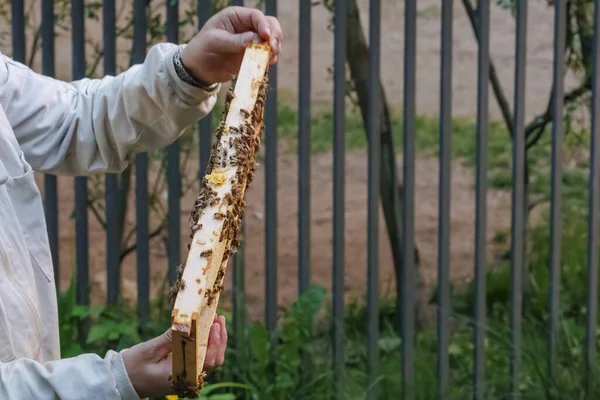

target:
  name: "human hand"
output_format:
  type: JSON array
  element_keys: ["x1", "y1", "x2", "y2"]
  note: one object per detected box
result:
[
  {"x1": 122, "y1": 315, "x2": 228, "y2": 399},
  {"x1": 180, "y1": 6, "x2": 282, "y2": 86}
]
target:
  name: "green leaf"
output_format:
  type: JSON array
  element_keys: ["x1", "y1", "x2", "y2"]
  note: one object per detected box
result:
[
  {"x1": 206, "y1": 395, "x2": 236, "y2": 400},
  {"x1": 199, "y1": 382, "x2": 250, "y2": 395},
  {"x1": 378, "y1": 336, "x2": 402, "y2": 353},
  {"x1": 61, "y1": 343, "x2": 84, "y2": 358},
  {"x1": 87, "y1": 323, "x2": 117, "y2": 344},
  {"x1": 249, "y1": 322, "x2": 269, "y2": 361},
  {"x1": 89, "y1": 305, "x2": 105, "y2": 319},
  {"x1": 71, "y1": 305, "x2": 90, "y2": 318},
  {"x1": 449, "y1": 343, "x2": 462, "y2": 356},
  {"x1": 286, "y1": 284, "x2": 326, "y2": 326},
  {"x1": 275, "y1": 372, "x2": 295, "y2": 389}
]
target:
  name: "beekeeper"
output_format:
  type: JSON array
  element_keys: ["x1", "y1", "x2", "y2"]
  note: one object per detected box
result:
[{"x1": 0, "y1": 6, "x2": 281, "y2": 399}]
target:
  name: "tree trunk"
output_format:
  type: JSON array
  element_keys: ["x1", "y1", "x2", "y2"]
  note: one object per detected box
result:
[{"x1": 346, "y1": 0, "x2": 421, "y2": 331}]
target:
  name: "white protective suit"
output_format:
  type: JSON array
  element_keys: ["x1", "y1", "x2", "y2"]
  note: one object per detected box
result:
[{"x1": 0, "y1": 42, "x2": 219, "y2": 399}]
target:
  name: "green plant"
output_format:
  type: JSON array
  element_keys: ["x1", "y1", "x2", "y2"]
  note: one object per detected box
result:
[
  {"x1": 57, "y1": 271, "x2": 166, "y2": 358},
  {"x1": 227, "y1": 284, "x2": 330, "y2": 399},
  {"x1": 175, "y1": 382, "x2": 252, "y2": 400}
]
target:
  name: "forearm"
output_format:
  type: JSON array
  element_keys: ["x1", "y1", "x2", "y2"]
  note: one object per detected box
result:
[
  {"x1": 0, "y1": 42, "x2": 219, "y2": 176},
  {"x1": 0, "y1": 350, "x2": 139, "y2": 400}
]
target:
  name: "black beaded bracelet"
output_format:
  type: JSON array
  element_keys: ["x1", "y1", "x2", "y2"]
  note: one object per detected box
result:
[{"x1": 172, "y1": 46, "x2": 218, "y2": 91}]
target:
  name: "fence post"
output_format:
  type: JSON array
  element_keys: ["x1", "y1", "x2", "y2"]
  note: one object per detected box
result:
[
  {"x1": 437, "y1": 0, "x2": 453, "y2": 397},
  {"x1": 366, "y1": 0, "x2": 381, "y2": 398},
  {"x1": 41, "y1": 0, "x2": 60, "y2": 292},
  {"x1": 264, "y1": 0, "x2": 279, "y2": 347},
  {"x1": 72, "y1": 0, "x2": 89, "y2": 313},
  {"x1": 585, "y1": 0, "x2": 600, "y2": 395},
  {"x1": 402, "y1": 1, "x2": 417, "y2": 398},
  {"x1": 548, "y1": 0, "x2": 567, "y2": 382},
  {"x1": 509, "y1": 2, "x2": 528, "y2": 397},
  {"x1": 472, "y1": 0, "x2": 491, "y2": 398},
  {"x1": 133, "y1": 0, "x2": 150, "y2": 326},
  {"x1": 104, "y1": 0, "x2": 120, "y2": 307},
  {"x1": 332, "y1": 0, "x2": 347, "y2": 397}
]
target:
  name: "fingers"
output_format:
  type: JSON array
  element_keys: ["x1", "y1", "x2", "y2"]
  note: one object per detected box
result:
[
  {"x1": 266, "y1": 16, "x2": 282, "y2": 57},
  {"x1": 227, "y1": 7, "x2": 282, "y2": 51},
  {"x1": 229, "y1": 7, "x2": 272, "y2": 41},
  {"x1": 202, "y1": 315, "x2": 228, "y2": 373},
  {"x1": 203, "y1": 322, "x2": 222, "y2": 372},
  {"x1": 216, "y1": 316, "x2": 227, "y2": 366}
]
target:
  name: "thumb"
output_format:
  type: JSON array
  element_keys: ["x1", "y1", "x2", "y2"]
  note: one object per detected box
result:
[{"x1": 145, "y1": 329, "x2": 172, "y2": 360}]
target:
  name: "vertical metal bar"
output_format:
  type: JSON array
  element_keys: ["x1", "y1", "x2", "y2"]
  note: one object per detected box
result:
[
  {"x1": 402, "y1": 1, "x2": 417, "y2": 399},
  {"x1": 11, "y1": 0, "x2": 25, "y2": 62},
  {"x1": 332, "y1": 0, "x2": 347, "y2": 397},
  {"x1": 42, "y1": 0, "x2": 59, "y2": 289},
  {"x1": 509, "y1": 1, "x2": 527, "y2": 397},
  {"x1": 585, "y1": 1, "x2": 600, "y2": 394},
  {"x1": 198, "y1": 1, "x2": 212, "y2": 180},
  {"x1": 226, "y1": 0, "x2": 245, "y2": 360},
  {"x1": 198, "y1": 121, "x2": 212, "y2": 180},
  {"x1": 264, "y1": 0, "x2": 278, "y2": 337},
  {"x1": 298, "y1": 0, "x2": 311, "y2": 295},
  {"x1": 548, "y1": 0, "x2": 566, "y2": 381},
  {"x1": 437, "y1": 0, "x2": 453, "y2": 397},
  {"x1": 41, "y1": 0, "x2": 55, "y2": 74},
  {"x1": 104, "y1": 0, "x2": 120, "y2": 306},
  {"x1": 135, "y1": 169, "x2": 150, "y2": 316},
  {"x1": 472, "y1": 0, "x2": 490, "y2": 398},
  {"x1": 233, "y1": 222, "x2": 246, "y2": 342},
  {"x1": 72, "y1": 0, "x2": 89, "y2": 307},
  {"x1": 166, "y1": 0, "x2": 181, "y2": 287},
  {"x1": 366, "y1": 0, "x2": 381, "y2": 398},
  {"x1": 133, "y1": 0, "x2": 150, "y2": 325}
]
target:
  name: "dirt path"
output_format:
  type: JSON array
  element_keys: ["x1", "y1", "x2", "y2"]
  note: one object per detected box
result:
[
  {"x1": 274, "y1": 0, "x2": 579, "y2": 119},
  {"x1": 41, "y1": 148, "x2": 512, "y2": 320}
]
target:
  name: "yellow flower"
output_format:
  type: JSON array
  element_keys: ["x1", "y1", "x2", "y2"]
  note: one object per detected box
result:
[{"x1": 165, "y1": 396, "x2": 179, "y2": 400}]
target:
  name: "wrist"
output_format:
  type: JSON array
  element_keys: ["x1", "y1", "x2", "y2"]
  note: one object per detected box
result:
[
  {"x1": 173, "y1": 46, "x2": 218, "y2": 91},
  {"x1": 113, "y1": 349, "x2": 145, "y2": 400}
]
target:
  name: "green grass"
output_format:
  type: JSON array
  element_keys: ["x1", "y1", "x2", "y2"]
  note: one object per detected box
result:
[{"x1": 264, "y1": 102, "x2": 590, "y2": 206}]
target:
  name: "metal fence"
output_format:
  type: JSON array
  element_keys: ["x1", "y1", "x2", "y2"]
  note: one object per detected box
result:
[{"x1": 7, "y1": 0, "x2": 600, "y2": 399}]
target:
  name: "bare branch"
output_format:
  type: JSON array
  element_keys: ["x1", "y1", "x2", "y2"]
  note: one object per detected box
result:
[
  {"x1": 87, "y1": 199, "x2": 107, "y2": 229},
  {"x1": 120, "y1": 224, "x2": 165, "y2": 261},
  {"x1": 27, "y1": 26, "x2": 42, "y2": 68},
  {"x1": 529, "y1": 197, "x2": 550, "y2": 213},
  {"x1": 123, "y1": 225, "x2": 137, "y2": 250},
  {"x1": 85, "y1": 41, "x2": 104, "y2": 78},
  {"x1": 525, "y1": 78, "x2": 591, "y2": 150},
  {"x1": 461, "y1": 0, "x2": 514, "y2": 136}
]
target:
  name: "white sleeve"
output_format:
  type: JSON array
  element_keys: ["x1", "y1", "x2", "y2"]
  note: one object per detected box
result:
[
  {"x1": 0, "y1": 42, "x2": 219, "y2": 176},
  {"x1": 0, "y1": 349, "x2": 140, "y2": 399}
]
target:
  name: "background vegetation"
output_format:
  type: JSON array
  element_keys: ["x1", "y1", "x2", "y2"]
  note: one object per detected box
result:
[{"x1": 2, "y1": 0, "x2": 600, "y2": 398}]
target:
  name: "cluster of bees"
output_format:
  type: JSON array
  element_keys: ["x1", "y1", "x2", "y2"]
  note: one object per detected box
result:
[
  {"x1": 168, "y1": 370, "x2": 207, "y2": 399},
  {"x1": 169, "y1": 72, "x2": 269, "y2": 312}
]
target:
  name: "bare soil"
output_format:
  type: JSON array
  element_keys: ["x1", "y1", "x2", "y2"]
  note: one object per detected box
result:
[
  {"x1": 39, "y1": 147, "x2": 512, "y2": 321},
  {"x1": 7, "y1": 0, "x2": 573, "y2": 319}
]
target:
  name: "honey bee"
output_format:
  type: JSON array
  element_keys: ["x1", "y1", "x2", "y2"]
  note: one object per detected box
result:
[{"x1": 200, "y1": 249, "x2": 212, "y2": 258}]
